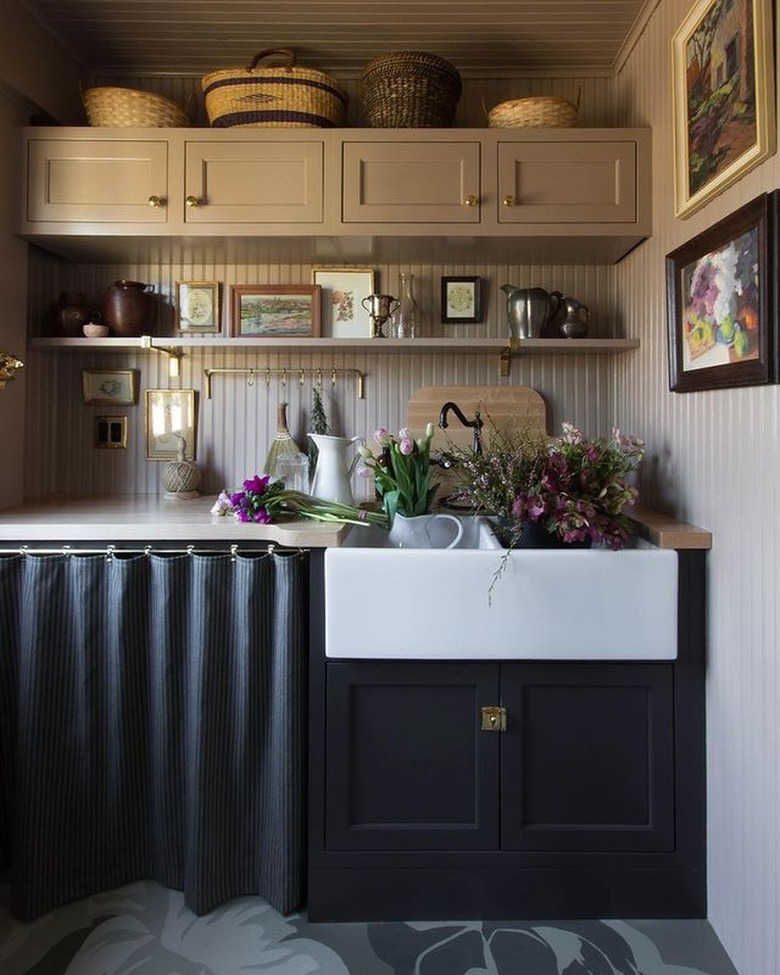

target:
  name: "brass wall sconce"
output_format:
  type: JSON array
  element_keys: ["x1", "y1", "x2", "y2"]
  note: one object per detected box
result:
[{"x1": 0, "y1": 353, "x2": 24, "y2": 389}]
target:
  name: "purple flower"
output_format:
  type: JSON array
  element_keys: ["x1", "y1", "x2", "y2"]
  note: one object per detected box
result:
[
  {"x1": 399, "y1": 437, "x2": 414, "y2": 456},
  {"x1": 243, "y1": 474, "x2": 271, "y2": 495}
]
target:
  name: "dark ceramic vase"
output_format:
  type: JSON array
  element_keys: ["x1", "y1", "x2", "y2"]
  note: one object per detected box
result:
[
  {"x1": 101, "y1": 279, "x2": 155, "y2": 336},
  {"x1": 51, "y1": 290, "x2": 90, "y2": 337},
  {"x1": 493, "y1": 517, "x2": 591, "y2": 549}
]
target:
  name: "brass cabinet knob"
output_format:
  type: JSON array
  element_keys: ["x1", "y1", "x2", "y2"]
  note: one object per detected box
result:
[
  {"x1": 185, "y1": 195, "x2": 201, "y2": 207},
  {"x1": 502, "y1": 194, "x2": 515, "y2": 207},
  {"x1": 147, "y1": 195, "x2": 166, "y2": 207},
  {"x1": 463, "y1": 194, "x2": 478, "y2": 207}
]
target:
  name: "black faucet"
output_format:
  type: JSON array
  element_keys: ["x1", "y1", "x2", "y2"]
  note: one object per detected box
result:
[{"x1": 438, "y1": 402, "x2": 484, "y2": 454}]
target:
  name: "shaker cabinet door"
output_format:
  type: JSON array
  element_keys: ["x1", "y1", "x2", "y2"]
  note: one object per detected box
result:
[
  {"x1": 500, "y1": 662, "x2": 675, "y2": 853},
  {"x1": 325, "y1": 661, "x2": 499, "y2": 851},
  {"x1": 342, "y1": 141, "x2": 481, "y2": 224},
  {"x1": 497, "y1": 140, "x2": 637, "y2": 225},
  {"x1": 26, "y1": 138, "x2": 170, "y2": 224},
  {"x1": 183, "y1": 140, "x2": 326, "y2": 225}
]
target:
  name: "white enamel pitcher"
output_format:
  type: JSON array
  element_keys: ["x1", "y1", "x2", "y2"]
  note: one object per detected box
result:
[{"x1": 308, "y1": 434, "x2": 365, "y2": 505}]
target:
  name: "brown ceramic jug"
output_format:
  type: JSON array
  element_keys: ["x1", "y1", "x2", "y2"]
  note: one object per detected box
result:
[
  {"x1": 101, "y1": 279, "x2": 155, "y2": 336},
  {"x1": 51, "y1": 290, "x2": 90, "y2": 337}
]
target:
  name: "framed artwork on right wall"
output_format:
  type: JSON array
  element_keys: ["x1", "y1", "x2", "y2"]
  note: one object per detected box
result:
[{"x1": 672, "y1": 0, "x2": 776, "y2": 219}]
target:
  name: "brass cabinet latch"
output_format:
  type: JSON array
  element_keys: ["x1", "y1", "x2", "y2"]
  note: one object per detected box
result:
[{"x1": 481, "y1": 705, "x2": 506, "y2": 731}]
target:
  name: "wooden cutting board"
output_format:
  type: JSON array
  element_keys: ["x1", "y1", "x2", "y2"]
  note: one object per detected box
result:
[
  {"x1": 406, "y1": 385, "x2": 548, "y2": 452},
  {"x1": 405, "y1": 385, "x2": 548, "y2": 502}
]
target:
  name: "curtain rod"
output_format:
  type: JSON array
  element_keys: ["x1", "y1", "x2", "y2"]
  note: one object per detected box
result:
[{"x1": 1, "y1": 544, "x2": 295, "y2": 558}]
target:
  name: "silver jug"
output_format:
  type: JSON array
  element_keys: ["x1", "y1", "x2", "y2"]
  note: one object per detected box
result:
[
  {"x1": 558, "y1": 297, "x2": 590, "y2": 338},
  {"x1": 500, "y1": 285, "x2": 562, "y2": 339}
]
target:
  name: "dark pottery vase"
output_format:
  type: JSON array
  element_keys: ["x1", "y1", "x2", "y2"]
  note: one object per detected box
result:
[
  {"x1": 101, "y1": 279, "x2": 155, "y2": 336},
  {"x1": 493, "y1": 517, "x2": 591, "y2": 549},
  {"x1": 51, "y1": 290, "x2": 90, "y2": 337}
]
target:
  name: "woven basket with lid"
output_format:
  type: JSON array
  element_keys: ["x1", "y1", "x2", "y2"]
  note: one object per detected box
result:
[
  {"x1": 487, "y1": 95, "x2": 578, "y2": 129},
  {"x1": 359, "y1": 51, "x2": 462, "y2": 127},
  {"x1": 82, "y1": 86, "x2": 191, "y2": 127},
  {"x1": 202, "y1": 48, "x2": 348, "y2": 128}
]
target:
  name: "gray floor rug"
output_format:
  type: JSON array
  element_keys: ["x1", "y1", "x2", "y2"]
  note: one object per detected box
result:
[{"x1": 0, "y1": 879, "x2": 739, "y2": 975}]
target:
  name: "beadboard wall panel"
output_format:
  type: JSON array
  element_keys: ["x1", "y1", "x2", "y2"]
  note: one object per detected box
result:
[{"x1": 614, "y1": 1, "x2": 779, "y2": 972}]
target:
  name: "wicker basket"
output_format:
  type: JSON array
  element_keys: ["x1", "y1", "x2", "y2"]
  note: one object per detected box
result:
[
  {"x1": 359, "y1": 51, "x2": 462, "y2": 128},
  {"x1": 487, "y1": 96, "x2": 578, "y2": 129},
  {"x1": 82, "y1": 86, "x2": 191, "y2": 127},
  {"x1": 202, "y1": 49, "x2": 348, "y2": 128}
]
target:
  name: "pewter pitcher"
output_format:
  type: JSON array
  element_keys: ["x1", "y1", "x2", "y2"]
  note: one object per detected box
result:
[{"x1": 500, "y1": 285, "x2": 562, "y2": 339}]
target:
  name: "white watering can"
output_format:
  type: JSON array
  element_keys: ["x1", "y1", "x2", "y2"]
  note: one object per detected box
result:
[{"x1": 308, "y1": 434, "x2": 365, "y2": 505}]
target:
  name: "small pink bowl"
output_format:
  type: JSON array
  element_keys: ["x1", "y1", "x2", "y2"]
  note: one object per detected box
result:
[{"x1": 83, "y1": 323, "x2": 110, "y2": 338}]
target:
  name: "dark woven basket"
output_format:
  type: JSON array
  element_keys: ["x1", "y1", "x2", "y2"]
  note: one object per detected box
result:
[{"x1": 359, "y1": 51, "x2": 462, "y2": 127}]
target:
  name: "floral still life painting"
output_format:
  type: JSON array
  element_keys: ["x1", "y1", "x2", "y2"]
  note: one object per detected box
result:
[{"x1": 666, "y1": 193, "x2": 775, "y2": 391}]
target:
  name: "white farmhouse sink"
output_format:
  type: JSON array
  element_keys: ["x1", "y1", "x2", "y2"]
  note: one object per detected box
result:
[{"x1": 324, "y1": 516, "x2": 678, "y2": 660}]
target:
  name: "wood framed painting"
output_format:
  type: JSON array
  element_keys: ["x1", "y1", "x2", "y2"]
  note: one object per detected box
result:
[
  {"x1": 666, "y1": 193, "x2": 775, "y2": 392},
  {"x1": 441, "y1": 276, "x2": 482, "y2": 324},
  {"x1": 175, "y1": 281, "x2": 221, "y2": 333},
  {"x1": 230, "y1": 285, "x2": 321, "y2": 338},
  {"x1": 82, "y1": 368, "x2": 139, "y2": 405},
  {"x1": 312, "y1": 267, "x2": 377, "y2": 338},
  {"x1": 672, "y1": 0, "x2": 776, "y2": 219},
  {"x1": 145, "y1": 388, "x2": 197, "y2": 460}
]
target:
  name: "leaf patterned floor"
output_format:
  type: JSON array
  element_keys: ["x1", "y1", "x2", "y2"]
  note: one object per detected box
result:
[{"x1": 0, "y1": 879, "x2": 739, "y2": 975}]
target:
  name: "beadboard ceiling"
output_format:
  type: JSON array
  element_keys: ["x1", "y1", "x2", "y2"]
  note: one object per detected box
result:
[{"x1": 21, "y1": 0, "x2": 657, "y2": 78}]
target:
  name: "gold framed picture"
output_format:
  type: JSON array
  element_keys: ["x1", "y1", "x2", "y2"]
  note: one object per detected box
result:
[
  {"x1": 672, "y1": 0, "x2": 776, "y2": 218},
  {"x1": 145, "y1": 389, "x2": 197, "y2": 460},
  {"x1": 230, "y1": 285, "x2": 321, "y2": 338},
  {"x1": 82, "y1": 369, "x2": 139, "y2": 405},
  {"x1": 175, "y1": 281, "x2": 221, "y2": 334}
]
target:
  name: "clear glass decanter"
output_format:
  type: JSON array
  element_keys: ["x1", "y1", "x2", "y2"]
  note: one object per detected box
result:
[{"x1": 392, "y1": 272, "x2": 419, "y2": 339}]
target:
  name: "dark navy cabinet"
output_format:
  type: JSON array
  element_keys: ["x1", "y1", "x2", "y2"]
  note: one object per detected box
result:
[{"x1": 307, "y1": 549, "x2": 707, "y2": 922}]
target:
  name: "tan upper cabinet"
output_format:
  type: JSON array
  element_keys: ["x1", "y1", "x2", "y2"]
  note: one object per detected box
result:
[
  {"x1": 18, "y1": 127, "x2": 651, "y2": 264},
  {"x1": 26, "y1": 137, "x2": 170, "y2": 225},
  {"x1": 183, "y1": 140, "x2": 325, "y2": 225},
  {"x1": 342, "y1": 140, "x2": 481, "y2": 224}
]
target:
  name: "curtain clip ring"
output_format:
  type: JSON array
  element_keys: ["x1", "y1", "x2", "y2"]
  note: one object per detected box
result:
[{"x1": 230, "y1": 543, "x2": 238, "y2": 561}]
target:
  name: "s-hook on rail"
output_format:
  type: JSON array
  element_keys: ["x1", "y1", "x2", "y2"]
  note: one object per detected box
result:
[{"x1": 203, "y1": 366, "x2": 365, "y2": 400}]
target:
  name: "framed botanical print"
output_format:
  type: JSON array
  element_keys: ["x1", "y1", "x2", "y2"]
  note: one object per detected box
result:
[
  {"x1": 672, "y1": 0, "x2": 776, "y2": 218},
  {"x1": 312, "y1": 267, "x2": 377, "y2": 338},
  {"x1": 666, "y1": 193, "x2": 775, "y2": 391},
  {"x1": 441, "y1": 276, "x2": 482, "y2": 324},
  {"x1": 175, "y1": 281, "x2": 221, "y2": 333},
  {"x1": 82, "y1": 369, "x2": 139, "y2": 405}
]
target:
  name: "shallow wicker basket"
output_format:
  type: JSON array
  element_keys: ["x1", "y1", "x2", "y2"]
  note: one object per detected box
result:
[
  {"x1": 359, "y1": 51, "x2": 462, "y2": 128},
  {"x1": 487, "y1": 96, "x2": 578, "y2": 129},
  {"x1": 82, "y1": 86, "x2": 190, "y2": 127},
  {"x1": 202, "y1": 49, "x2": 348, "y2": 128}
]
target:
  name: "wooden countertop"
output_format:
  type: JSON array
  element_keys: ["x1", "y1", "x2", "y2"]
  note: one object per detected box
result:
[
  {"x1": 0, "y1": 496, "x2": 711, "y2": 551},
  {"x1": 0, "y1": 495, "x2": 351, "y2": 548}
]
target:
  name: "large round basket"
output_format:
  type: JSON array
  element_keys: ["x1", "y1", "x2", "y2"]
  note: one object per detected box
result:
[
  {"x1": 202, "y1": 48, "x2": 348, "y2": 128},
  {"x1": 487, "y1": 96, "x2": 578, "y2": 129},
  {"x1": 359, "y1": 51, "x2": 462, "y2": 127},
  {"x1": 82, "y1": 86, "x2": 190, "y2": 127}
]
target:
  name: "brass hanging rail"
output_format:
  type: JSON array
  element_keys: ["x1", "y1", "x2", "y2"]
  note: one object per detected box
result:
[{"x1": 203, "y1": 366, "x2": 365, "y2": 400}]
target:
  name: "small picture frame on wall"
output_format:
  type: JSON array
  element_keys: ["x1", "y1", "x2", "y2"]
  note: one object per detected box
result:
[
  {"x1": 672, "y1": 0, "x2": 776, "y2": 219},
  {"x1": 145, "y1": 388, "x2": 197, "y2": 460},
  {"x1": 175, "y1": 281, "x2": 221, "y2": 333},
  {"x1": 666, "y1": 193, "x2": 776, "y2": 392},
  {"x1": 312, "y1": 267, "x2": 377, "y2": 338},
  {"x1": 441, "y1": 276, "x2": 482, "y2": 324},
  {"x1": 230, "y1": 285, "x2": 322, "y2": 338},
  {"x1": 82, "y1": 369, "x2": 139, "y2": 405}
]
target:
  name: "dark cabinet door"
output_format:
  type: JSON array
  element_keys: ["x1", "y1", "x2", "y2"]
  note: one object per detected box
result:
[
  {"x1": 325, "y1": 661, "x2": 500, "y2": 851},
  {"x1": 500, "y1": 663, "x2": 675, "y2": 853}
]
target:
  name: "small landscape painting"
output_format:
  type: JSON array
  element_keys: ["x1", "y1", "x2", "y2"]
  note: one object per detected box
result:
[{"x1": 230, "y1": 285, "x2": 321, "y2": 338}]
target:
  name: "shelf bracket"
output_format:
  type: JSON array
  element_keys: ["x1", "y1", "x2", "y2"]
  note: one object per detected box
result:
[
  {"x1": 141, "y1": 336, "x2": 184, "y2": 377},
  {"x1": 203, "y1": 366, "x2": 365, "y2": 401},
  {"x1": 499, "y1": 337, "x2": 520, "y2": 377}
]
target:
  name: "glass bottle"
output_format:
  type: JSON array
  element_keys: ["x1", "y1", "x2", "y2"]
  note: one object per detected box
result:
[{"x1": 392, "y1": 272, "x2": 419, "y2": 339}]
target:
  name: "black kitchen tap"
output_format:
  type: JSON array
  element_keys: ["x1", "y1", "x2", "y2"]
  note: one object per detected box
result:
[{"x1": 438, "y1": 402, "x2": 484, "y2": 454}]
